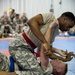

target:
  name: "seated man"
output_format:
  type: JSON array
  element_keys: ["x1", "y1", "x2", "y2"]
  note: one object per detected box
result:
[{"x1": 0, "y1": 24, "x2": 14, "y2": 37}]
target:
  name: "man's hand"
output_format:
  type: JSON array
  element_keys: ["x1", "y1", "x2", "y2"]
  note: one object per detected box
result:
[{"x1": 43, "y1": 43, "x2": 52, "y2": 55}]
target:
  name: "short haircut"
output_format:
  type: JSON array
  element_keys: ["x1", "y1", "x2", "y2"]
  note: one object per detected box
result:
[
  {"x1": 12, "y1": 9, "x2": 15, "y2": 12},
  {"x1": 61, "y1": 12, "x2": 75, "y2": 23},
  {"x1": 16, "y1": 14, "x2": 19, "y2": 17}
]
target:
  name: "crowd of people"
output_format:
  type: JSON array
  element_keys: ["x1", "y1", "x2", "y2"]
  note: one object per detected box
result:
[
  {"x1": 0, "y1": 9, "x2": 28, "y2": 38},
  {"x1": 0, "y1": 9, "x2": 75, "y2": 38}
]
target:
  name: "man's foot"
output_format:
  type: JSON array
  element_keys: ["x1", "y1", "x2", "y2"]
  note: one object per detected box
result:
[
  {"x1": 58, "y1": 50, "x2": 68, "y2": 57},
  {"x1": 67, "y1": 52, "x2": 75, "y2": 57}
]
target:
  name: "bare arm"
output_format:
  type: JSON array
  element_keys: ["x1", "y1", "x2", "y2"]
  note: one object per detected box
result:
[
  {"x1": 37, "y1": 47, "x2": 73, "y2": 62},
  {"x1": 49, "y1": 53, "x2": 72, "y2": 62},
  {"x1": 52, "y1": 47, "x2": 68, "y2": 56},
  {"x1": 49, "y1": 52, "x2": 75, "y2": 62},
  {"x1": 28, "y1": 14, "x2": 50, "y2": 54},
  {"x1": 37, "y1": 19, "x2": 59, "y2": 55},
  {"x1": 44, "y1": 19, "x2": 59, "y2": 55},
  {"x1": 40, "y1": 19, "x2": 59, "y2": 70},
  {"x1": 28, "y1": 14, "x2": 47, "y2": 44}
]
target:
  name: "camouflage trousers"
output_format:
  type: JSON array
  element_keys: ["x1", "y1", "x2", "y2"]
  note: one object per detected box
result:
[
  {"x1": 9, "y1": 37, "x2": 44, "y2": 75},
  {"x1": 0, "y1": 52, "x2": 9, "y2": 71}
]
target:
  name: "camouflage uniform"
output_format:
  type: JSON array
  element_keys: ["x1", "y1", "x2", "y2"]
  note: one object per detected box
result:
[
  {"x1": 0, "y1": 51, "x2": 52, "y2": 75},
  {"x1": 9, "y1": 36, "x2": 44, "y2": 75},
  {"x1": 13, "y1": 15, "x2": 22, "y2": 33},
  {"x1": 0, "y1": 52, "x2": 9, "y2": 72}
]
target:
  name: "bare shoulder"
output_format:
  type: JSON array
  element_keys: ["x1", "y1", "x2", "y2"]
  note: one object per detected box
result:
[{"x1": 28, "y1": 14, "x2": 44, "y2": 25}]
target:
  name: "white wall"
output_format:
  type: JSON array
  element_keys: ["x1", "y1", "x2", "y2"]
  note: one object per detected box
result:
[
  {"x1": 25, "y1": 0, "x2": 51, "y2": 18},
  {"x1": 54, "y1": 0, "x2": 75, "y2": 18},
  {"x1": 0, "y1": 0, "x2": 75, "y2": 19}
]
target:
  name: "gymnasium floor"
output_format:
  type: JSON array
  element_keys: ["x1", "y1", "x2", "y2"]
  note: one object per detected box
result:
[
  {"x1": 53, "y1": 36, "x2": 75, "y2": 75},
  {"x1": 0, "y1": 36, "x2": 75, "y2": 75}
]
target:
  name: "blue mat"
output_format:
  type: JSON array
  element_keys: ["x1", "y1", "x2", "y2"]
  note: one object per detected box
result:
[
  {"x1": 53, "y1": 39, "x2": 75, "y2": 53},
  {"x1": 0, "y1": 40, "x2": 11, "y2": 50},
  {"x1": 53, "y1": 38, "x2": 75, "y2": 75},
  {"x1": 0, "y1": 37, "x2": 75, "y2": 75}
]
